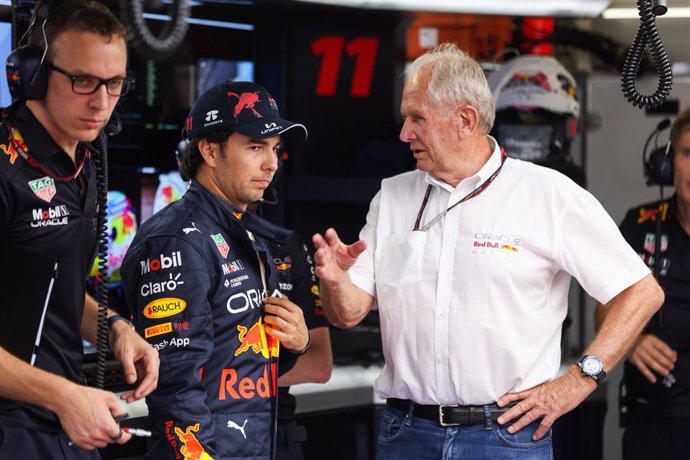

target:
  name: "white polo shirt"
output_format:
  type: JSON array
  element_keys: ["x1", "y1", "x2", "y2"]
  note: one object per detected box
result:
[{"x1": 349, "y1": 138, "x2": 650, "y2": 405}]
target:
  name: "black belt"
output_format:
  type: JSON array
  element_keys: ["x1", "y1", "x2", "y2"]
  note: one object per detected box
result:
[{"x1": 386, "y1": 398, "x2": 514, "y2": 427}]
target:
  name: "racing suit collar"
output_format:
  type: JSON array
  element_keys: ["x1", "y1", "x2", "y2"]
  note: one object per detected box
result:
[{"x1": 185, "y1": 181, "x2": 292, "y2": 246}]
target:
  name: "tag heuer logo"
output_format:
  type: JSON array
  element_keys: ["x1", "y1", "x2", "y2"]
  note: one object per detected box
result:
[
  {"x1": 28, "y1": 176, "x2": 56, "y2": 203},
  {"x1": 211, "y1": 233, "x2": 229, "y2": 259}
]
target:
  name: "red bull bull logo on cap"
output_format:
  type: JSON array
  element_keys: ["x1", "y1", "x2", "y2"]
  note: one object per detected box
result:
[{"x1": 227, "y1": 91, "x2": 263, "y2": 119}]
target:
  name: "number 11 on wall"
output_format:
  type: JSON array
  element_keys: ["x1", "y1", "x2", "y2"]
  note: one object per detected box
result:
[{"x1": 310, "y1": 36, "x2": 379, "y2": 98}]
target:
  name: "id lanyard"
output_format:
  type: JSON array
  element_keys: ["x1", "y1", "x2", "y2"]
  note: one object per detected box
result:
[{"x1": 413, "y1": 149, "x2": 507, "y2": 232}]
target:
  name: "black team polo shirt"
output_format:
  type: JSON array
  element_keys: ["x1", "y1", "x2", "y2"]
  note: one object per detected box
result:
[{"x1": 0, "y1": 102, "x2": 98, "y2": 430}]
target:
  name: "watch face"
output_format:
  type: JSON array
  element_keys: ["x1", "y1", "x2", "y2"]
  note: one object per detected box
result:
[{"x1": 582, "y1": 357, "x2": 603, "y2": 375}]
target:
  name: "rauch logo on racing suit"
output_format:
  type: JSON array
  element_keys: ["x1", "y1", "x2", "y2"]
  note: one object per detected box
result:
[{"x1": 144, "y1": 297, "x2": 187, "y2": 319}]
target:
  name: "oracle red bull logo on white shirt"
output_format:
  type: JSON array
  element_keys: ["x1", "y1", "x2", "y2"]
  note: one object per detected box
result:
[{"x1": 471, "y1": 232, "x2": 521, "y2": 256}]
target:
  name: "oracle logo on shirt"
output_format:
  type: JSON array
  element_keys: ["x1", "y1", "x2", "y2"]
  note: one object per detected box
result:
[{"x1": 30, "y1": 205, "x2": 69, "y2": 227}]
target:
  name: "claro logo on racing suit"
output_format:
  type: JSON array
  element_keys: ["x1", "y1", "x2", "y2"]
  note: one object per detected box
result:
[
  {"x1": 144, "y1": 297, "x2": 187, "y2": 319},
  {"x1": 139, "y1": 251, "x2": 182, "y2": 275},
  {"x1": 30, "y1": 205, "x2": 69, "y2": 227},
  {"x1": 140, "y1": 273, "x2": 185, "y2": 297}
]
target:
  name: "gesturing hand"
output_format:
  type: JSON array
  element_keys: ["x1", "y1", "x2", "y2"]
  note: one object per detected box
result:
[{"x1": 312, "y1": 228, "x2": 367, "y2": 285}]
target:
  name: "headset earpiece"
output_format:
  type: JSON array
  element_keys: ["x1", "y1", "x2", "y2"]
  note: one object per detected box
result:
[
  {"x1": 644, "y1": 142, "x2": 674, "y2": 186},
  {"x1": 4, "y1": 1, "x2": 64, "y2": 101},
  {"x1": 35, "y1": 2, "x2": 51, "y2": 22},
  {"x1": 6, "y1": 45, "x2": 49, "y2": 100},
  {"x1": 642, "y1": 118, "x2": 674, "y2": 187}
]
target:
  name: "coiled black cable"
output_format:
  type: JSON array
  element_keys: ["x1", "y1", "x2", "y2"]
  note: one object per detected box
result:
[
  {"x1": 621, "y1": 0, "x2": 673, "y2": 110},
  {"x1": 92, "y1": 132, "x2": 110, "y2": 389},
  {"x1": 122, "y1": 0, "x2": 191, "y2": 61}
]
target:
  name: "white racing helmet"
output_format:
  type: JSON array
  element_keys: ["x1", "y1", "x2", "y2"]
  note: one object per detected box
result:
[{"x1": 488, "y1": 55, "x2": 579, "y2": 118}]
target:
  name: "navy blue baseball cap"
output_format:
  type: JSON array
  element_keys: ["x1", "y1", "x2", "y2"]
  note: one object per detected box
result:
[{"x1": 184, "y1": 81, "x2": 307, "y2": 142}]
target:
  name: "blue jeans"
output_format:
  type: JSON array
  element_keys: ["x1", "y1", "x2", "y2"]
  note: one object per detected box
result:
[{"x1": 377, "y1": 404, "x2": 552, "y2": 460}]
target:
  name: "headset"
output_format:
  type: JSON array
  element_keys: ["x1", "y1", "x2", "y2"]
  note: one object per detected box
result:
[
  {"x1": 4, "y1": 1, "x2": 65, "y2": 101},
  {"x1": 642, "y1": 118, "x2": 674, "y2": 187}
]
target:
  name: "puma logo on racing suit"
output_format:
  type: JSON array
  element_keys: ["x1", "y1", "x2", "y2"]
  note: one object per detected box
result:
[{"x1": 227, "y1": 419, "x2": 248, "y2": 439}]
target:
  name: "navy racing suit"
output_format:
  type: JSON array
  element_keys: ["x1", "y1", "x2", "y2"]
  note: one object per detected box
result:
[{"x1": 121, "y1": 181, "x2": 299, "y2": 460}]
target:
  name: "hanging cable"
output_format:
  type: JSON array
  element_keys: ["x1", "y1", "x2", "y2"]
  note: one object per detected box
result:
[
  {"x1": 92, "y1": 131, "x2": 110, "y2": 389},
  {"x1": 620, "y1": 0, "x2": 673, "y2": 110},
  {"x1": 122, "y1": 0, "x2": 191, "y2": 61}
]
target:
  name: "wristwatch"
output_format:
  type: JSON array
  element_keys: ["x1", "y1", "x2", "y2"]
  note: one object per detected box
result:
[
  {"x1": 576, "y1": 355, "x2": 606, "y2": 384},
  {"x1": 107, "y1": 313, "x2": 134, "y2": 337}
]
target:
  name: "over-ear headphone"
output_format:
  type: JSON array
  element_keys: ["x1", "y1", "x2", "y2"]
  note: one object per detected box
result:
[
  {"x1": 5, "y1": 1, "x2": 61, "y2": 101},
  {"x1": 643, "y1": 118, "x2": 674, "y2": 186}
]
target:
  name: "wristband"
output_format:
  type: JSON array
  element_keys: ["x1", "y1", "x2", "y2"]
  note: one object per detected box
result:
[
  {"x1": 296, "y1": 332, "x2": 311, "y2": 355},
  {"x1": 107, "y1": 314, "x2": 134, "y2": 337}
]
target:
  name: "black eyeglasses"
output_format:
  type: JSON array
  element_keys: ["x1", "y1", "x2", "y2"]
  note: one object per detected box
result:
[{"x1": 48, "y1": 62, "x2": 134, "y2": 97}]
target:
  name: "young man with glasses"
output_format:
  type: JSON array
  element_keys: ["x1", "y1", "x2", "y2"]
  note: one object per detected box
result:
[{"x1": 0, "y1": 1, "x2": 158, "y2": 458}]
